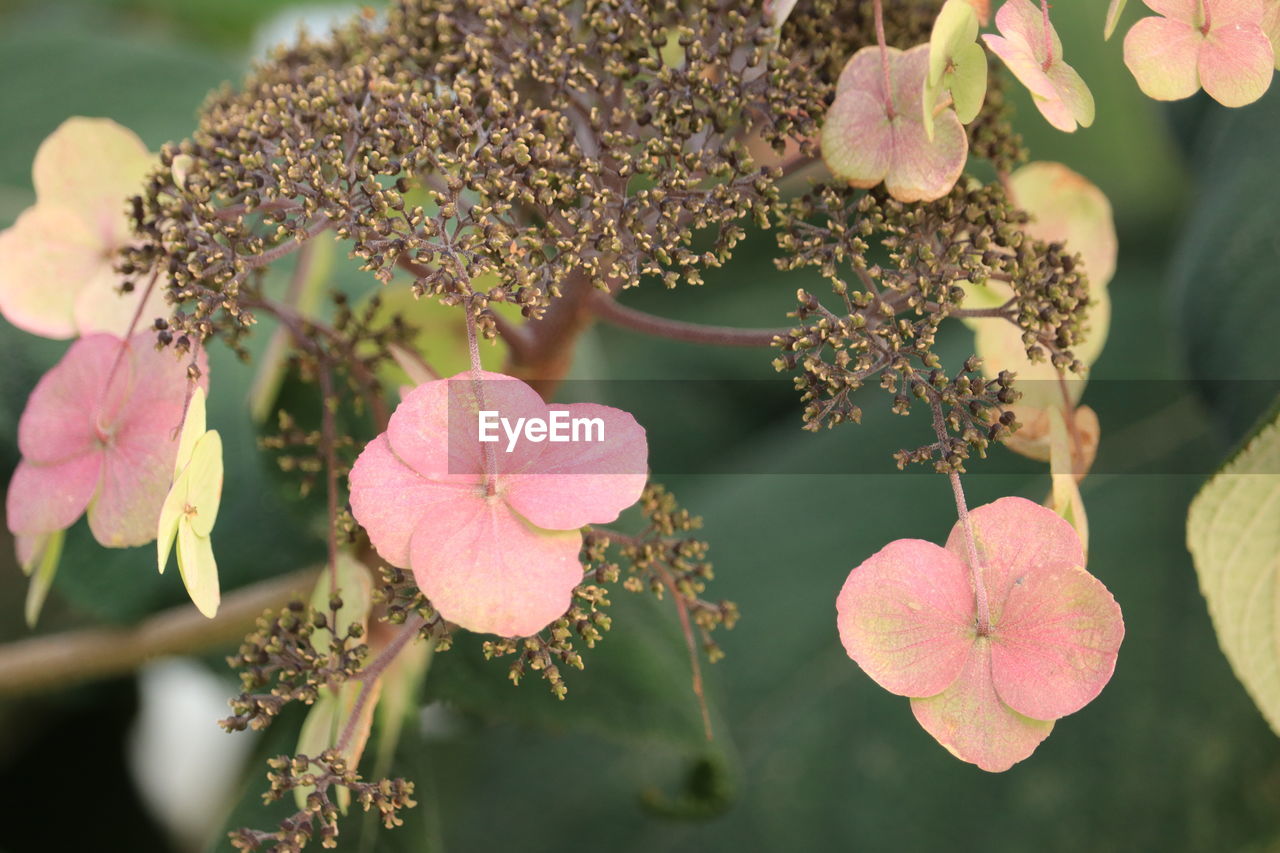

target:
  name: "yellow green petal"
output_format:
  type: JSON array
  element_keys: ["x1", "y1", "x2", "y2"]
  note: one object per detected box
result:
[
  {"x1": 184, "y1": 430, "x2": 224, "y2": 537},
  {"x1": 173, "y1": 387, "x2": 207, "y2": 476},
  {"x1": 22, "y1": 530, "x2": 64, "y2": 628},
  {"x1": 176, "y1": 523, "x2": 220, "y2": 618}
]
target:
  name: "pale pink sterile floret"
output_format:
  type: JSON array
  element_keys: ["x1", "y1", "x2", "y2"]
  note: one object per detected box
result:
[
  {"x1": 1123, "y1": 0, "x2": 1274, "y2": 106},
  {"x1": 348, "y1": 370, "x2": 648, "y2": 637},
  {"x1": 821, "y1": 44, "x2": 968, "y2": 203},
  {"x1": 984, "y1": 0, "x2": 1096, "y2": 132},
  {"x1": 836, "y1": 496, "x2": 1124, "y2": 772},
  {"x1": 0, "y1": 117, "x2": 166, "y2": 339},
  {"x1": 6, "y1": 333, "x2": 208, "y2": 551}
]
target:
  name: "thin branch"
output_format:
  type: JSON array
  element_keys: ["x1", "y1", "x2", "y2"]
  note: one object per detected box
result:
[
  {"x1": 0, "y1": 569, "x2": 320, "y2": 695},
  {"x1": 591, "y1": 293, "x2": 789, "y2": 347},
  {"x1": 335, "y1": 614, "x2": 426, "y2": 753}
]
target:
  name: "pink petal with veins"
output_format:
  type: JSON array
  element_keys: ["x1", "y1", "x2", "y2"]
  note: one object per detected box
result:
[
  {"x1": 6, "y1": 454, "x2": 101, "y2": 536},
  {"x1": 503, "y1": 402, "x2": 648, "y2": 530},
  {"x1": 910, "y1": 640, "x2": 1055, "y2": 772},
  {"x1": 17, "y1": 334, "x2": 131, "y2": 465},
  {"x1": 348, "y1": 434, "x2": 476, "y2": 567},
  {"x1": 409, "y1": 495, "x2": 583, "y2": 637},
  {"x1": 1123, "y1": 16, "x2": 1204, "y2": 99},
  {"x1": 836, "y1": 538, "x2": 975, "y2": 698},
  {"x1": 987, "y1": 562, "x2": 1124, "y2": 720},
  {"x1": 1199, "y1": 21, "x2": 1275, "y2": 105}
]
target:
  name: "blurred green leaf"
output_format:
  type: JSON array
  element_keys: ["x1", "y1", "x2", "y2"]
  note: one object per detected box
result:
[
  {"x1": 1171, "y1": 86, "x2": 1280, "y2": 444},
  {"x1": 1187, "y1": 403, "x2": 1280, "y2": 736}
]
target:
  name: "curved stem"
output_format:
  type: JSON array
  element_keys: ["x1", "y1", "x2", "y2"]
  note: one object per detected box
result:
[
  {"x1": 591, "y1": 293, "x2": 789, "y2": 347},
  {"x1": 873, "y1": 0, "x2": 895, "y2": 117},
  {"x1": 335, "y1": 614, "x2": 426, "y2": 753},
  {"x1": 929, "y1": 396, "x2": 991, "y2": 635}
]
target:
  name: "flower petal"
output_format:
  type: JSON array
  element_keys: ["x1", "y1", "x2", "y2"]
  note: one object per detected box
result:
[
  {"x1": 176, "y1": 523, "x2": 220, "y2": 618},
  {"x1": 174, "y1": 386, "x2": 207, "y2": 477},
  {"x1": 388, "y1": 371, "x2": 542, "y2": 480},
  {"x1": 17, "y1": 334, "x2": 129, "y2": 464},
  {"x1": 987, "y1": 560, "x2": 1123, "y2": 720},
  {"x1": 994, "y1": 0, "x2": 1063, "y2": 66},
  {"x1": 409, "y1": 496, "x2": 583, "y2": 637},
  {"x1": 1044, "y1": 62, "x2": 1096, "y2": 129},
  {"x1": 1123, "y1": 16, "x2": 1205, "y2": 101},
  {"x1": 72, "y1": 264, "x2": 170, "y2": 338},
  {"x1": 91, "y1": 405, "x2": 181, "y2": 547},
  {"x1": 32, "y1": 117, "x2": 153, "y2": 237},
  {"x1": 944, "y1": 496, "x2": 1086, "y2": 624},
  {"x1": 836, "y1": 538, "x2": 975, "y2": 698},
  {"x1": 1199, "y1": 20, "x2": 1275, "y2": 106},
  {"x1": 348, "y1": 434, "x2": 477, "y2": 567},
  {"x1": 1264, "y1": 0, "x2": 1280, "y2": 67},
  {"x1": 1142, "y1": 0, "x2": 1199, "y2": 21},
  {"x1": 184, "y1": 430, "x2": 223, "y2": 537},
  {"x1": 885, "y1": 46, "x2": 969, "y2": 202},
  {"x1": 503, "y1": 403, "x2": 648, "y2": 530},
  {"x1": 984, "y1": 33, "x2": 1057, "y2": 99},
  {"x1": 6, "y1": 454, "x2": 101, "y2": 536},
  {"x1": 910, "y1": 639, "x2": 1055, "y2": 772},
  {"x1": 1008, "y1": 162, "x2": 1117, "y2": 289},
  {"x1": 822, "y1": 87, "x2": 894, "y2": 189},
  {"x1": 88, "y1": 339, "x2": 205, "y2": 548},
  {"x1": 0, "y1": 207, "x2": 103, "y2": 339}
]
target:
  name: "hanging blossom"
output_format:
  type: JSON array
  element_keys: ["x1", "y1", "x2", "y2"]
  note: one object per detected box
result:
[
  {"x1": 6, "y1": 334, "x2": 207, "y2": 564},
  {"x1": 984, "y1": 0, "x2": 1096, "y2": 132},
  {"x1": 157, "y1": 387, "x2": 224, "y2": 618},
  {"x1": 836, "y1": 497, "x2": 1124, "y2": 771},
  {"x1": 821, "y1": 44, "x2": 969, "y2": 203},
  {"x1": 1124, "y1": 0, "x2": 1274, "y2": 107},
  {"x1": 0, "y1": 117, "x2": 166, "y2": 339},
  {"x1": 348, "y1": 370, "x2": 648, "y2": 637}
]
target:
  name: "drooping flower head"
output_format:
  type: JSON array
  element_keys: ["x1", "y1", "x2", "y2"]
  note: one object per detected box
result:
[
  {"x1": 822, "y1": 44, "x2": 969, "y2": 203},
  {"x1": 349, "y1": 371, "x2": 648, "y2": 637},
  {"x1": 836, "y1": 497, "x2": 1124, "y2": 771},
  {"x1": 157, "y1": 387, "x2": 224, "y2": 618},
  {"x1": 984, "y1": 0, "x2": 1096, "y2": 132},
  {"x1": 0, "y1": 117, "x2": 166, "y2": 339},
  {"x1": 6, "y1": 333, "x2": 208, "y2": 555},
  {"x1": 1123, "y1": 0, "x2": 1274, "y2": 106},
  {"x1": 924, "y1": 0, "x2": 990, "y2": 137}
]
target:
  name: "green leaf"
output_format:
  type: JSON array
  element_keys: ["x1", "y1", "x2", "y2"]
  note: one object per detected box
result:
[
  {"x1": 1187, "y1": 406, "x2": 1280, "y2": 735},
  {"x1": 1172, "y1": 85, "x2": 1280, "y2": 443}
]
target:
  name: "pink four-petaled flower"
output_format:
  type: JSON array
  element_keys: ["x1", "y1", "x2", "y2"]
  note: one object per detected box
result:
[
  {"x1": 7, "y1": 333, "x2": 207, "y2": 554},
  {"x1": 348, "y1": 371, "x2": 648, "y2": 637},
  {"x1": 1124, "y1": 0, "x2": 1275, "y2": 106},
  {"x1": 836, "y1": 496, "x2": 1124, "y2": 771}
]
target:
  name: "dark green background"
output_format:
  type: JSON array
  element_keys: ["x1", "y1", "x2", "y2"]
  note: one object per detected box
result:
[{"x1": 0, "y1": 1, "x2": 1277, "y2": 851}]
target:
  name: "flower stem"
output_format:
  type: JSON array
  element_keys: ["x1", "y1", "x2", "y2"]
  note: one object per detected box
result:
[
  {"x1": 591, "y1": 292, "x2": 788, "y2": 347},
  {"x1": 873, "y1": 0, "x2": 895, "y2": 117},
  {"x1": 335, "y1": 614, "x2": 427, "y2": 753},
  {"x1": 928, "y1": 394, "x2": 992, "y2": 635},
  {"x1": 463, "y1": 295, "x2": 499, "y2": 494},
  {"x1": 948, "y1": 469, "x2": 991, "y2": 635}
]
